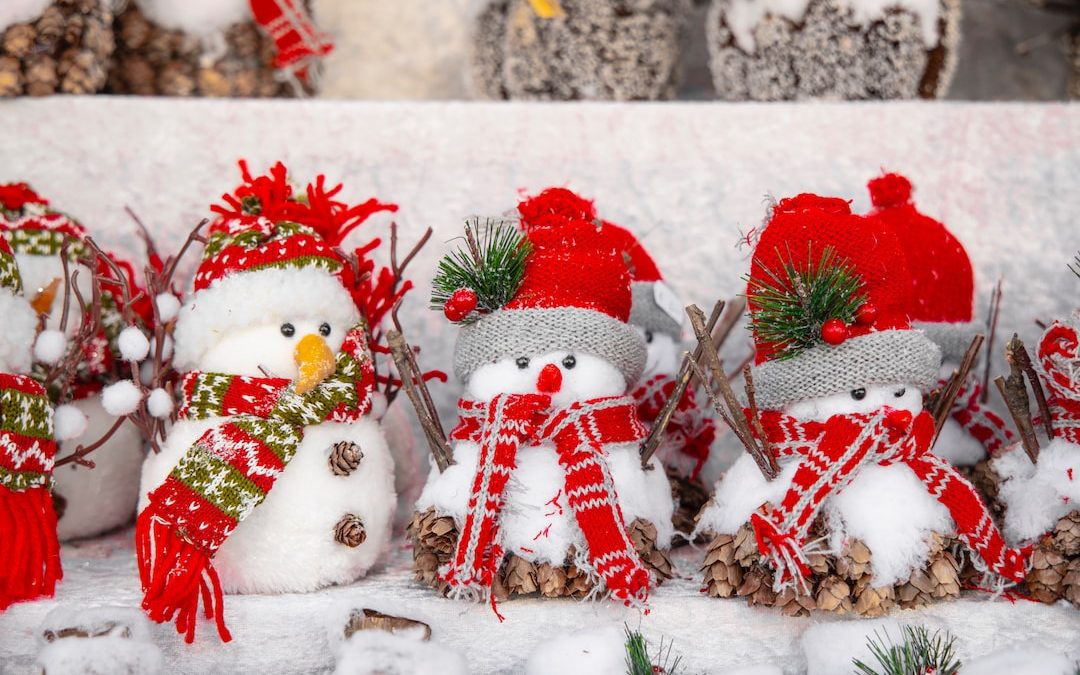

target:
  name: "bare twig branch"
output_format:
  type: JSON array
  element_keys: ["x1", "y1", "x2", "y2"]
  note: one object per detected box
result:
[
  {"x1": 980, "y1": 278, "x2": 1003, "y2": 403},
  {"x1": 743, "y1": 365, "x2": 779, "y2": 477},
  {"x1": 387, "y1": 326, "x2": 453, "y2": 472},
  {"x1": 54, "y1": 417, "x2": 128, "y2": 468},
  {"x1": 930, "y1": 334, "x2": 984, "y2": 442},
  {"x1": 1007, "y1": 334, "x2": 1054, "y2": 440}
]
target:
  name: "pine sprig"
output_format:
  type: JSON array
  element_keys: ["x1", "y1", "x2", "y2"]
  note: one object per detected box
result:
[
  {"x1": 430, "y1": 217, "x2": 531, "y2": 322},
  {"x1": 745, "y1": 244, "x2": 866, "y2": 360},
  {"x1": 852, "y1": 625, "x2": 961, "y2": 675},
  {"x1": 624, "y1": 624, "x2": 682, "y2": 675}
]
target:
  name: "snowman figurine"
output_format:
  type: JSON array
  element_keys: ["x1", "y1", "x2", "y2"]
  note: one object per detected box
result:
[
  {"x1": 696, "y1": 194, "x2": 1028, "y2": 615},
  {"x1": 865, "y1": 172, "x2": 1012, "y2": 468},
  {"x1": 0, "y1": 236, "x2": 63, "y2": 609},
  {"x1": 137, "y1": 164, "x2": 396, "y2": 642},
  {"x1": 411, "y1": 193, "x2": 674, "y2": 608}
]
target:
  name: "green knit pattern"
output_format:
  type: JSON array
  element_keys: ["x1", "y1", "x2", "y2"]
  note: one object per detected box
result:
[
  {"x1": 6, "y1": 228, "x2": 88, "y2": 258},
  {"x1": 0, "y1": 380, "x2": 55, "y2": 492},
  {"x1": 203, "y1": 220, "x2": 312, "y2": 258},
  {"x1": 0, "y1": 248, "x2": 21, "y2": 293}
]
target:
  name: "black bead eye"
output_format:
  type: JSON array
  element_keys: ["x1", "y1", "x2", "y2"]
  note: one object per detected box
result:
[
  {"x1": 562, "y1": 355, "x2": 576, "y2": 369},
  {"x1": 645, "y1": 331, "x2": 654, "y2": 344},
  {"x1": 894, "y1": 387, "x2": 906, "y2": 398},
  {"x1": 280, "y1": 323, "x2": 295, "y2": 337},
  {"x1": 515, "y1": 357, "x2": 530, "y2": 370},
  {"x1": 850, "y1": 388, "x2": 867, "y2": 401},
  {"x1": 319, "y1": 322, "x2": 332, "y2": 337}
]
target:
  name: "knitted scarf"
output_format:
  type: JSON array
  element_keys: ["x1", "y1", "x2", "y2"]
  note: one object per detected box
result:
[
  {"x1": 945, "y1": 377, "x2": 1013, "y2": 456},
  {"x1": 137, "y1": 326, "x2": 374, "y2": 643},
  {"x1": 0, "y1": 373, "x2": 61, "y2": 611},
  {"x1": 445, "y1": 394, "x2": 650, "y2": 609},
  {"x1": 1037, "y1": 321, "x2": 1080, "y2": 444},
  {"x1": 632, "y1": 374, "x2": 716, "y2": 480},
  {"x1": 750, "y1": 408, "x2": 1029, "y2": 592}
]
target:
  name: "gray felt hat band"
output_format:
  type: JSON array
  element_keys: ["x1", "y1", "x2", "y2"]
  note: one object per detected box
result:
[
  {"x1": 629, "y1": 282, "x2": 682, "y2": 338},
  {"x1": 915, "y1": 320, "x2": 983, "y2": 365},
  {"x1": 454, "y1": 306, "x2": 647, "y2": 386},
  {"x1": 751, "y1": 329, "x2": 943, "y2": 409}
]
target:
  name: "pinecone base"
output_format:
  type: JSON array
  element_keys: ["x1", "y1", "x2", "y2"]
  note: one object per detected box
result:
[{"x1": 1022, "y1": 510, "x2": 1080, "y2": 607}]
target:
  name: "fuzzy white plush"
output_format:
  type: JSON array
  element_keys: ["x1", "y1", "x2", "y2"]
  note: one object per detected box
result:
[
  {"x1": 117, "y1": 326, "x2": 150, "y2": 362},
  {"x1": 101, "y1": 379, "x2": 142, "y2": 416},
  {"x1": 933, "y1": 416, "x2": 989, "y2": 466},
  {"x1": 173, "y1": 266, "x2": 360, "y2": 373},
  {"x1": 141, "y1": 414, "x2": 396, "y2": 594},
  {"x1": 638, "y1": 330, "x2": 680, "y2": 380},
  {"x1": 995, "y1": 439, "x2": 1080, "y2": 545},
  {"x1": 333, "y1": 628, "x2": 467, "y2": 675},
  {"x1": 465, "y1": 350, "x2": 626, "y2": 407},
  {"x1": 523, "y1": 624, "x2": 625, "y2": 675},
  {"x1": 35, "y1": 605, "x2": 161, "y2": 675},
  {"x1": 134, "y1": 0, "x2": 251, "y2": 36},
  {"x1": 153, "y1": 292, "x2": 180, "y2": 322},
  {"x1": 52, "y1": 404, "x2": 88, "y2": 442},
  {"x1": 53, "y1": 395, "x2": 145, "y2": 541},
  {"x1": 32, "y1": 328, "x2": 67, "y2": 366},
  {"x1": 0, "y1": 290, "x2": 37, "y2": 374},
  {"x1": 145, "y1": 387, "x2": 173, "y2": 419},
  {"x1": 963, "y1": 646, "x2": 1076, "y2": 675}
]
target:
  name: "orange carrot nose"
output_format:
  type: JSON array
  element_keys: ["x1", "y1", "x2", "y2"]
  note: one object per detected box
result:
[
  {"x1": 885, "y1": 409, "x2": 913, "y2": 432},
  {"x1": 536, "y1": 363, "x2": 562, "y2": 394},
  {"x1": 293, "y1": 334, "x2": 336, "y2": 395},
  {"x1": 31, "y1": 278, "x2": 61, "y2": 316}
]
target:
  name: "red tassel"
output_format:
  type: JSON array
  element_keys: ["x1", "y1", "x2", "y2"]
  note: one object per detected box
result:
[
  {"x1": 0, "y1": 485, "x2": 62, "y2": 610},
  {"x1": 136, "y1": 508, "x2": 231, "y2": 643}
]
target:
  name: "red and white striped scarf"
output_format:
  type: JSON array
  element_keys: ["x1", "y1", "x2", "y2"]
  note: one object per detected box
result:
[
  {"x1": 631, "y1": 374, "x2": 716, "y2": 480},
  {"x1": 444, "y1": 394, "x2": 650, "y2": 610},
  {"x1": 751, "y1": 408, "x2": 1029, "y2": 592},
  {"x1": 249, "y1": 0, "x2": 332, "y2": 78},
  {"x1": 946, "y1": 377, "x2": 1014, "y2": 456},
  {"x1": 1038, "y1": 321, "x2": 1080, "y2": 444}
]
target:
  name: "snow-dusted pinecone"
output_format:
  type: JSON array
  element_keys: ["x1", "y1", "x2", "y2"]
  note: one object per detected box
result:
[
  {"x1": 667, "y1": 467, "x2": 711, "y2": 542},
  {"x1": 0, "y1": 0, "x2": 114, "y2": 96},
  {"x1": 467, "y1": 0, "x2": 691, "y2": 100},
  {"x1": 964, "y1": 459, "x2": 1004, "y2": 516},
  {"x1": 1024, "y1": 511, "x2": 1080, "y2": 605},
  {"x1": 408, "y1": 508, "x2": 456, "y2": 594},
  {"x1": 705, "y1": 0, "x2": 960, "y2": 100},
  {"x1": 894, "y1": 533, "x2": 961, "y2": 608},
  {"x1": 106, "y1": 3, "x2": 302, "y2": 97}
]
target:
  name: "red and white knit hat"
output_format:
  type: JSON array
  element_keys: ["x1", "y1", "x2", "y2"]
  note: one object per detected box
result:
[
  {"x1": 173, "y1": 162, "x2": 396, "y2": 370},
  {"x1": 451, "y1": 188, "x2": 646, "y2": 386},
  {"x1": 865, "y1": 172, "x2": 978, "y2": 364},
  {"x1": 747, "y1": 194, "x2": 941, "y2": 409}
]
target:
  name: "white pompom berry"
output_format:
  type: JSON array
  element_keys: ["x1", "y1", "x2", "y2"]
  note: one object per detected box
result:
[
  {"x1": 147, "y1": 388, "x2": 174, "y2": 419},
  {"x1": 102, "y1": 380, "x2": 143, "y2": 416},
  {"x1": 34, "y1": 329, "x2": 67, "y2": 365},
  {"x1": 155, "y1": 292, "x2": 181, "y2": 322},
  {"x1": 118, "y1": 325, "x2": 151, "y2": 362},
  {"x1": 53, "y1": 404, "x2": 88, "y2": 441}
]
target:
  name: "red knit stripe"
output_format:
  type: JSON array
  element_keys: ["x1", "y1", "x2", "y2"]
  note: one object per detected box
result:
[{"x1": 151, "y1": 478, "x2": 237, "y2": 553}]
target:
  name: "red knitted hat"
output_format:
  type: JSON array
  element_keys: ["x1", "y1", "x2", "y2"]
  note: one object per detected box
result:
[
  {"x1": 866, "y1": 172, "x2": 977, "y2": 362},
  {"x1": 603, "y1": 221, "x2": 683, "y2": 339},
  {"x1": 746, "y1": 193, "x2": 941, "y2": 408},
  {"x1": 0, "y1": 183, "x2": 88, "y2": 258}
]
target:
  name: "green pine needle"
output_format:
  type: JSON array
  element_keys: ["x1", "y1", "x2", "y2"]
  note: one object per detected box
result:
[
  {"x1": 430, "y1": 217, "x2": 531, "y2": 322},
  {"x1": 624, "y1": 624, "x2": 682, "y2": 675},
  {"x1": 744, "y1": 244, "x2": 867, "y2": 360},
  {"x1": 852, "y1": 625, "x2": 961, "y2": 675}
]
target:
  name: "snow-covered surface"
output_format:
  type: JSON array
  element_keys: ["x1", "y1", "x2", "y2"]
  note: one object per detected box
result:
[
  {"x1": 334, "y1": 629, "x2": 468, "y2": 675},
  {"x1": 523, "y1": 624, "x2": 626, "y2": 675},
  {"x1": 995, "y1": 438, "x2": 1080, "y2": 544},
  {"x1": 34, "y1": 605, "x2": 163, "y2": 675},
  {"x1": 963, "y1": 646, "x2": 1077, "y2": 675}
]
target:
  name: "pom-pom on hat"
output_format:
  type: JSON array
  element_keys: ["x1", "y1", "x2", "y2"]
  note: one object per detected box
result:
[
  {"x1": 0, "y1": 183, "x2": 90, "y2": 259},
  {"x1": 439, "y1": 188, "x2": 646, "y2": 386},
  {"x1": 865, "y1": 172, "x2": 978, "y2": 364},
  {"x1": 745, "y1": 193, "x2": 941, "y2": 409}
]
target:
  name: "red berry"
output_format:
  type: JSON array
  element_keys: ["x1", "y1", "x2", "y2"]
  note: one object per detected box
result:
[
  {"x1": 821, "y1": 319, "x2": 849, "y2": 345},
  {"x1": 444, "y1": 288, "x2": 478, "y2": 322},
  {"x1": 855, "y1": 302, "x2": 878, "y2": 326}
]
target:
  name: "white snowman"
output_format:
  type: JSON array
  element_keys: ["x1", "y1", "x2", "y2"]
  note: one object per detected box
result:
[
  {"x1": 137, "y1": 167, "x2": 395, "y2": 641},
  {"x1": 0, "y1": 184, "x2": 145, "y2": 541},
  {"x1": 413, "y1": 196, "x2": 673, "y2": 605},
  {"x1": 696, "y1": 194, "x2": 1027, "y2": 607},
  {"x1": 864, "y1": 172, "x2": 1012, "y2": 466}
]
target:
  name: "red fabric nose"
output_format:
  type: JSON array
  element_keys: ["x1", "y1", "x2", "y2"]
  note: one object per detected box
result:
[
  {"x1": 885, "y1": 409, "x2": 913, "y2": 432},
  {"x1": 536, "y1": 364, "x2": 562, "y2": 393}
]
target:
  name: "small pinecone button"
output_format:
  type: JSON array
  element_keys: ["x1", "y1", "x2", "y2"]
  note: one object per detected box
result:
[
  {"x1": 335, "y1": 514, "x2": 367, "y2": 547},
  {"x1": 329, "y1": 441, "x2": 363, "y2": 476}
]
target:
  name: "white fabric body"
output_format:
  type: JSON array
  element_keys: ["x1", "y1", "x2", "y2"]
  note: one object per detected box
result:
[{"x1": 995, "y1": 438, "x2": 1080, "y2": 545}]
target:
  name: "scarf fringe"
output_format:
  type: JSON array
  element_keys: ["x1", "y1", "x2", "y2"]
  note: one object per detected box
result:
[
  {"x1": 0, "y1": 485, "x2": 61, "y2": 610},
  {"x1": 136, "y1": 508, "x2": 231, "y2": 644}
]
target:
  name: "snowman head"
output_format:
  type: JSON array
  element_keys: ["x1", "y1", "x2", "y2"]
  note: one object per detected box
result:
[
  {"x1": 0, "y1": 237, "x2": 36, "y2": 374},
  {"x1": 745, "y1": 193, "x2": 941, "y2": 416}
]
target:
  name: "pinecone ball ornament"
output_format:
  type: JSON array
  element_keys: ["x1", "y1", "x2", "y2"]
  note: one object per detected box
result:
[
  {"x1": 695, "y1": 194, "x2": 1028, "y2": 616},
  {"x1": 467, "y1": 0, "x2": 692, "y2": 100},
  {"x1": 705, "y1": 0, "x2": 961, "y2": 100},
  {"x1": 136, "y1": 163, "x2": 398, "y2": 643},
  {"x1": 108, "y1": 0, "x2": 331, "y2": 97},
  {"x1": 411, "y1": 192, "x2": 675, "y2": 610},
  {"x1": 0, "y1": 183, "x2": 149, "y2": 542},
  {"x1": 0, "y1": 0, "x2": 115, "y2": 96}
]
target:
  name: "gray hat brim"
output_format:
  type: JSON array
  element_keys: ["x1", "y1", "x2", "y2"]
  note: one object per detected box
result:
[
  {"x1": 915, "y1": 320, "x2": 982, "y2": 366},
  {"x1": 629, "y1": 282, "x2": 682, "y2": 338}
]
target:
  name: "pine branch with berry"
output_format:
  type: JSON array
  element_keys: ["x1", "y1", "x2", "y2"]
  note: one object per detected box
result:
[
  {"x1": 624, "y1": 624, "x2": 682, "y2": 675},
  {"x1": 745, "y1": 244, "x2": 870, "y2": 359},
  {"x1": 852, "y1": 625, "x2": 961, "y2": 675},
  {"x1": 431, "y1": 218, "x2": 531, "y2": 323}
]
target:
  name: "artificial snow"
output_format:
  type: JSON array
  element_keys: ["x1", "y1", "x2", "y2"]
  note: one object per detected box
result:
[
  {"x1": 117, "y1": 326, "x2": 151, "y2": 362},
  {"x1": 134, "y1": 0, "x2": 251, "y2": 37},
  {"x1": 0, "y1": 290, "x2": 38, "y2": 374},
  {"x1": 962, "y1": 646, "x2": 1077, "y2": 675},
  {"x1": 995, "y1": 439, "x2": 1080, "y2": 544},
  {"x1": 801, "y1": 618, "x2": 906, "y2": 674},
  {"x1": 333, "y1": 629, "x2": 468, "y2": 675},
  {"x1": 33, "y1": 328, "x2": 68, "y2": 366},
  {"x1": 0, "y1": 0, "x2": 50, "y2": 33},
  {"x1": 153, "y1": 292, "x2": 180, "y2": 323},
  {"x1": 101, "y1": 380, "x2": 142, "y2": 417},
  {"x1": 719, "y1": 666, "x2": 784, "y2": 675},
  {"x1": 145, "y1": 388, "x2": 173, "y2": 419},
  {"x1": 52, "y1": 404, "x2": 89, "y2": 442},
  {"x1": 523, "y1": 624, "x2": 625, "y2": 675},
  {"x1": 35, "y1": 605, "x2": 162, "y2": 675}
]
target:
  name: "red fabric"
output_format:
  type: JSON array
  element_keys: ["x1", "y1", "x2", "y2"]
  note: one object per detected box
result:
[
  {"x1": 446, "y1": 395, "x2": 651, "y2": 608},
  {"x1": 631, "y1": 374, "x2": 715, "y2": 480},
  {"x1": 947, "y1": 378, "x2": 1014, "y2": 456},
  {"x1": 751, "y1": 408, "x2": 1029, "y2": 590},
  {"x1": 1037, "y1": 321, "x2": 1080, "y2": 444},
  {"x1": 0, "y1": 183, "x2": 46, "y2": 212},
  {"x1": 248, "y1": 0, "x2": 332, "y2": 75},
  {"x1": 603, "y1": 222, "x2": 663, "y2": 283},
  {"x1": 747, "y1": 194, "x2": 914, "y2": 363},
  {"x1": 509, "y1": 189, "x2": 632, "y2": 321},
  {"x1": 866, "y1": 173, "x2": 974, "y2": 325}
]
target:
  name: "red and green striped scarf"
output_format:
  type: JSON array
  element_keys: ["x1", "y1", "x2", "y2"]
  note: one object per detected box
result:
[
  {"x1": 0, "y1": 372, "x2": 61, "y2": 611},
  {"x1": 136, "y1": 325, "x2": 374, "y2": 643}
]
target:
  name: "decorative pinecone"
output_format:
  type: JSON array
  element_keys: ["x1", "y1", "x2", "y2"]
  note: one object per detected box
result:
[
  {"x1": 1024, "y1": 511, "x2": 1080, "y2": 605},
  {"x1": 0, "y1": 0, "x2": 114, "y2": 96},
  {"x1": 894, "y1": 533, "x2": 961, "y2": 608},
  {"x1": 627, "y1": 517, "x2": 675, "y2": 581},
  {"x1": 106, "y1": 3, "x2": 304, "y2": 97},
  {"x1": 329, "y1": 441, "x2": 364, "y2": 476},
  {"x1": 502, "y1": 555, "x2": 539, "y2": 596},
  {"x1": 334, "y1": 513, "x2": 367, "y2": 547},
  {"x1": 667, "y1": 467, "x2": 711, "y2": 542},
  {"x1": 706, "y1": 0, "x2": 960, "y2": 100},
  {"x1": 407, "y1": 508, "x2": 456, "y2": 593},
  {"x1": 468, "y1": 0, "x2": 692, "y2": 100},
  {"x1": 966, "y1": 459, "x2": 1004, "y2": 515}
]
